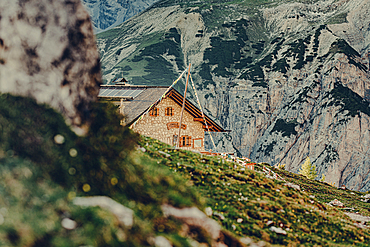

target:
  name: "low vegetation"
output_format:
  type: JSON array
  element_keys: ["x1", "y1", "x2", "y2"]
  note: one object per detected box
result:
[
  {"x1": 326, "y1": 82, "x2": 370, "y2": 117},
  {"x1": 1, "y1": 95, "x2": 369, "y2": 246},
  {"x1": 0, "y1": 95, "x2": 203, "y2": 246},
  {"x1": 141, "y1": 136, "x2": 370, "y2": 246},
  {"x1": 271, "y1": 118, "x2": 298, "y2": 137},
  {"x1": 298, "y1": 157, "x2": 317, "y2": 180}
]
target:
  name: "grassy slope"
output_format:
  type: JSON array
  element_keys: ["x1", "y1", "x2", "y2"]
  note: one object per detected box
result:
[
  {"x1": 1, "y1": 94, "x2": 369, "y2": 246},
  {"x1": 0, "y1": 95, "x2": 205, "y2": 247},
  {"x1": 140, "y1": 136, "x2": 370, "y2": 246}
]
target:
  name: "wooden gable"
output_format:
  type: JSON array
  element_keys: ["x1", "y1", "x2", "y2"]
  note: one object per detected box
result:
[{"x1": 166, "y1": 88, "x2": 227, "y2": 132}]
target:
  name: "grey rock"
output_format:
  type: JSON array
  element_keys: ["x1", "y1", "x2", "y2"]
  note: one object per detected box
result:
[
  {"x1": 353, "y1": 222, "x2": 369, "y2": 229},
  {"x1": 158, "y1": 150, "x2": 170, "y2": 157},
  {"x1": 161, "y1": 204, "x2": 221, "y2": 240},
  {"x1": 0, "y1": 0, "x2": 101, "y2": 135},
  {"x1": 213, "y1": 212, "x2": 225, "y2": 220},
  {"x1": 205, "y1": 207, "x2": 213, "y2": 216},
  {"x1": 161, "y1": 204, "x2": 245, "y2": 246},
  {"x1": 240, "y1": 237, "x2": 254, "y2": 245},
  {"x1": 61, "y1": 218, "x2": 77, "y2": 230},
  {"x1": 73, "y1": 196, "x2": 134, "y2": 228},
  {"x1": 345, "y1": 212, "x2": 370, "y2": 223},
  {"x1": 154, "y1": 236, "x2": 172, "y2": 247},
  {"x1": 81, "y1": 0, "x2": 159, "y2": 33},
  {"x1": 328, "y1": 199, "x2": 344, "y2": 207},
  {"x1": 284, "y1": 182, "x2": 301, "y2": 191},
  {"x1": 270, "y1": 226, "x2": 287, "y2": 235},
  {"x1": 363, "y1": 194, "x2": 370, "y2": 199}
]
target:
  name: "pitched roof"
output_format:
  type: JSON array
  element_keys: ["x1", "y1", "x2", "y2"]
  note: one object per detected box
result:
[
  {"x1": 166, "y1": 89, "x2": 227, "y2": 132},
  {"x1": 98, "y1": 85, "x2": 229, "y2": 132}
]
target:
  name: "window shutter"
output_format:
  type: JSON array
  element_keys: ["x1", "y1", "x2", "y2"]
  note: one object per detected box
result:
[
  {"x1": 179, "y1": 136, "x2": 192, "y2": 147},
  {"x1": 150, "y1": 107, "x2": 158, "y2": 116},
  {"x1": 186, "y1": 136, "x2": 191, "y2": 147},
  {"x1": 165, "y1": 107, "x2": 173, "y2": 116}
]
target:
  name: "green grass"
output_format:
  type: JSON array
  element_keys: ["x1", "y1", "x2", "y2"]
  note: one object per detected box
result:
[
  {"x1": 1, "y1": 94, "x2": 370, "y2": 246},
  {"x1": 327, "y1": 12, "x2": 348, "y2": 25},
  {"x1": 140, "y1": 135, "x2": 370, "y2": 246},
  {"x1": 105, "y1": 29, "x2": 185, "y2": 86},
  {"x1": 0, "y1": 94, "x2": 204, "y2": 246}
]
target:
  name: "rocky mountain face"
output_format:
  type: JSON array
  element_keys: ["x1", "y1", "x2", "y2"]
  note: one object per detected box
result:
[
  {"x1": 96, "y1": 0, "x2": 370, "y2": 191},
  {"x1": 81, "y1": 0, "x2": 159, "y2": 33}
]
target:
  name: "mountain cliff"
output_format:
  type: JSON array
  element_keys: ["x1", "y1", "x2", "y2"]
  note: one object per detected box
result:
[
  {"x1": 81, "y1": 0, "x2": 159, "y2": 33},
  {"x1": 96, "y1": 0, "x2": 370, "y2": 191}
]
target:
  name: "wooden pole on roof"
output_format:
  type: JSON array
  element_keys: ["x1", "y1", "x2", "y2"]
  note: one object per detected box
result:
[{"x1": 177, "y1": 63, "x2": 191, "y2": 148}]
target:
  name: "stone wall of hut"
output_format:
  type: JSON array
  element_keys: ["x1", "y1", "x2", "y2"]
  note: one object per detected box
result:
[{"x1": 132, "y1": 97, "x2": 205, "y2": 152}]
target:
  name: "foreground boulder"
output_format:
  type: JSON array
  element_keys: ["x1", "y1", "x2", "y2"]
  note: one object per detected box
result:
[{"x1": 0, "y1": 0, "x2": 101, "y2": 134}]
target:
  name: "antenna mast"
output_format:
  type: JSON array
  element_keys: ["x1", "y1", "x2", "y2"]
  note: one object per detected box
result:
[{"x1": 176, "y1": 63, "x2": 191, "y2": 148}]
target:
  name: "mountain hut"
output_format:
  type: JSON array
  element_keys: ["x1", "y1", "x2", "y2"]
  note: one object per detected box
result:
[{"x1": 98, "y1": 83, "x2": 229, "y2": 152}]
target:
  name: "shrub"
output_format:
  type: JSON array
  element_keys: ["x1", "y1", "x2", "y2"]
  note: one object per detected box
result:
[{"x1": 299, "y1": 157, "x2": 317, "y2": 180}]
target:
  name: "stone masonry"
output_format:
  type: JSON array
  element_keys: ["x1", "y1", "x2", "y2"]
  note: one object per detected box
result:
[{"x1": 133, "y1": 97, "x2": 205, "y2": 152}]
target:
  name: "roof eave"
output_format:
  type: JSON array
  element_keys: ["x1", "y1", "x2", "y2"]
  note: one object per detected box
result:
[{"x1": 166, "y1": 88, "x2": 228, "y2": 133}]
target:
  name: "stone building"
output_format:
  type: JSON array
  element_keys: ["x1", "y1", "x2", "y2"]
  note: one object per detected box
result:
[{"x1": 98, "y1": 83, "x2": 228, "y2": 152}]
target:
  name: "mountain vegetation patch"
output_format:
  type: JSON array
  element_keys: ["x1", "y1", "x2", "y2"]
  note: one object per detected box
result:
[
  {"x1": 328, "y1": 39, "x2": 368, "y2": 72},
  {"x1": 128, "y1": 28, "x2": 185, "y2": 85},
  {"x1": 264, "y1": 140, "x2": 277, "y2": 156},
  {"x1": 327, "y1": 83, "x2": 370, "y2": 117},
  {"x1": 272, "y1": 58, "x2": 290, "y2": 73},
  {"x1": 327, "y1": 12, "x2": 348, "y2": 24},
  {"x1": 322, "y1": 144, "x2": 340, "y2": 165},
  {"x1": 272, "y1": 119, "x2": 298, "y2": 137},
  {"x1": 202, "y1": 18, "x2": 251, "y2": 78}
]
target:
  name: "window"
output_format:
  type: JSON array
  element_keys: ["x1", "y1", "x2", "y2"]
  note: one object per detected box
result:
[
  {"x1": 165, "y1": 107, "x2": 173, "y2": 116},
  {"x1": 149, "y1": 107, "x2": 158, "y2": 116},
  {"x1": 180, "y1": 135, "x2": 191, "y2": 147},
  {"x1": 193, "y1": 139, "x2": 203, "y2": 148},
  {"x1": 173, "y1": 135, "x2": 178, "y2": 146}
]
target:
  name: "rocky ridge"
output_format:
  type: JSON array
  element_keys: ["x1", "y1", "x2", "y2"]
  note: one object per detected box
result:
[
  {"x1": 81, "y1": 0, "x2": 159, "y2": 33},
  {"x1": 96, "y1": 0, "x2": 370, "y2": 191}
]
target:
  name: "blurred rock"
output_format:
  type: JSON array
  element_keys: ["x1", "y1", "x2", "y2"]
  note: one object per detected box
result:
[
  {"x1": 73, "y1": 196, "x2": 134, "y2": 228},
  {"x1": 205, "y1": 207, "x2": 213, "y2": 216},
  {"x1": 162, "y1": 204, "x2": 221, "y2": 240},
  {"x1": 161, "y1": 204, "x2": 244, "y2": 246},
  {"x1": 214, "y1": 212, "x2": 225, "y2": 221},
  {"x1": 284, "y1": 182, "x2": 301, "y2": 191},
  {"x1": 158, "y1": 150, "x2": 170, "y2": 157},
  {"x1": 154, "y1": 236, "x2": 172, "y2": 247},
  {"x1": 61, "y1": 218, "x2": 77, "y2": 230},
  {"x1": 269, "y1": 226, "x2": 287, "y2": 235},
  {"x1": 0, "y1": 0, "x2": 101, "y2": 135},
  {"x1": 345, "y1": 212, "x2": 370, "y2": 223},
  {"x1": 328, "y1": 199, "x2": 344, "y2": 207}
]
